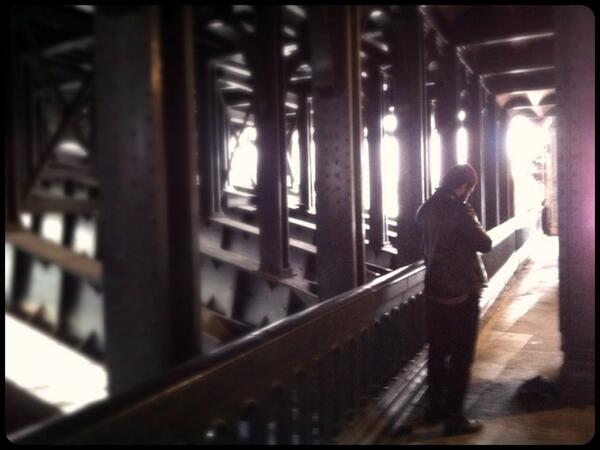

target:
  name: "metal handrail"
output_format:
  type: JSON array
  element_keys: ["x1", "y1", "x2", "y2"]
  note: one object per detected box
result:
[{"x1": 11, "y1": 261, "x2": 427, "y2": 444}]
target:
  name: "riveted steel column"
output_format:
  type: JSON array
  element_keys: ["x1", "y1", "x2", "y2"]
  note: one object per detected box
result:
[
  {"x1": 387, "y1": 6, "x2": 426, "y2": 266},
  {"x1": 466, "y1": 78, "x2": 485, "y2": 224},
  {"x1": 364, "y1": 68, "x2": 386, "y2": 248},
  {"x1": 195, "y1": 51, "x2": 221, "y2": 221},
  {"x1": 436, "y1": 47, "x2": 459, "y2": 177},
  {"x1": 6, "y1": 9, "x2": 20, "y2": 224},
  {"x1": 483, "y1": 92, "x2": 498, "y2": 229},
  {"x1": 423, "y1": 26, "x2": 437, "y2": 200},
  {"x1": 297, "y1": 92, "x2": 311, "y2": 213},
  {"x1": 554, "y1": 5, "x2": 595, "y2": 403},
  {"x1": 309, "y1": 5, "x2": 366, "y2": 300},
  {"x1": 95, "y1": 5, "x2": 202, "y2": 394},
  {"x1": 496, "y1": 107, "x2": 510, "y2": 224},
  {"x1": 254, "y1": 5, "x2": 291, "y2": 276}
]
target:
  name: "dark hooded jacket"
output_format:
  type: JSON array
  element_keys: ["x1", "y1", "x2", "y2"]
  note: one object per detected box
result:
[{"x1": 416, "y1": 187, "x2": 492, "y2": 298}]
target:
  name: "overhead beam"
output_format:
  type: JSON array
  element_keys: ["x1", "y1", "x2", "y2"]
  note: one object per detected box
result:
[
  {"x1": 484, "y1": 68, "x2": 555, "y2": 94},
  {"x1": 22, "y1": 195, "x2": 98, "y2": 214},
  {"x1": 14, "y1": 5, "x2": 93, "y2": 36},
  {"x1": 464, "y1": 37, "x2": 554, "y2": 76},
  {"x1": 42, "y1": 36, "x2": 94, "y2": 59},
  {"x1": 450, "y1": 6, "x2": 554, "y2": 47}
]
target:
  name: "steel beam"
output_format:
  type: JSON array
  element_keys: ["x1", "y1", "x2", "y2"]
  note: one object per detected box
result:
[
  {"x1": 484, "y1": 68, "x2": 555, "y2": 94},
  {"x1": 464, "y1": 37, "x2": 554, "y2": 77},
  {"x1": 6, "y1": 9, "x2": 21, "y2": 224},
  {"x1": 364, "y1": 68, "x2": 386, "y2": 249},
  {"x1": 23, "y1": 76, "x2": 91, "y2": 202},
  {"x1": 309, "y1": 5, "x2": 366, "y2": 300},
  {"x1": 483, "y1": 93, "x2": 498, "y2": 229},
  {"x1": 466, "y1": 78, "x2": 486, "y2": 225},
  {"x1": 195, "y1": 54, "x2": 221, "y2": 221},
  {"x1": 387, "y1": 6, "x2": 426, "y2": 266},
  {"x1": 450, "y1": 6, "x2": 554, "y2": 48},
  {"x1": 95, "y1": 6, "x2": 202, "y2": 394},
  {"x1": 496, "y1": 108, "x2": 510, "y2": 224},
  {"x1": 435, "y1": 47, "x2": 459, "y2": 179},
  {"x1": 297, "y1": 93, "x2": 311, "y2": 212},
  {"x1": 57, "y1": 182, "x2": 79, "y2": 337},
  {"x1": 253, "y1": 5, "x2": 292, "y2": 277},
  {"x1": 554, "y1": 5, "x2": 595, "y2": 403}
]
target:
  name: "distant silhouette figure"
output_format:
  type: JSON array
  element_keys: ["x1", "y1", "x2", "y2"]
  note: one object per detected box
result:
[{"x1": 541, "y1": 201, "x2": 550, "y2": 235}]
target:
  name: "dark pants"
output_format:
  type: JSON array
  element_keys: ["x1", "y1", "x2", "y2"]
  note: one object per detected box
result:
[{"x1": 425, "y1": 291, "x2": 480, "y2": 418}]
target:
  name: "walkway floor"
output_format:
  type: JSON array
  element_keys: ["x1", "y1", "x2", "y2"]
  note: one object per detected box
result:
[{"x1": 378, "y1": 235, "x2": 595, "y2": 445}]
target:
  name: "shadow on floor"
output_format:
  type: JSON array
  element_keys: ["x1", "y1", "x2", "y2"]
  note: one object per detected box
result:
[{"x1": 385, "y1": 376, "x2": 593, "y2": 444}]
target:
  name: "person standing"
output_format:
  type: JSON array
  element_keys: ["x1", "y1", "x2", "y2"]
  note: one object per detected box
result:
[{"x1": 415, "y1": 163, "x2": 492, "y2": 436}]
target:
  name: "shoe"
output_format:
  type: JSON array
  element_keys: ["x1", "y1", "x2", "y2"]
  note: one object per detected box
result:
[{"x1": 443, "y1": 416, "x2": 483, "y2": 436}]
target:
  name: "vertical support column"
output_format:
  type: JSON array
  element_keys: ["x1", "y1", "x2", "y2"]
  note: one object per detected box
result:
[
  {"x1": 216, "y1": 86, "x2": 229, "y2": 199},
  {"x1": 364, "y1": 68, "x2": 386, "y2": 248},
  {"x1": 388, "y1": 6, "x2": 426, "y2": 266},
  {"x1": 554, "y1": 5, "x2": 595, "y2": 402},
  {"x1": 466, "y1": 77, "x2": 485, "y2": 224},
  {"x1": 483, "y1": 92, "x2": 498, "y2": 229},
  {"x1": 57, "y1": 182, "x2": 79, "y2": 337},
  {"x1": 254, "y1": 5, "x2": 291, "y2": 276},
  {"x1": 309, "y1": 5, "x2": 365, "y2": 300},
  {"x1": 507, "y1": 127, "x2": 516, "y2": 220},
  {"x1": 423, "y1": 26, "x2": 438, "y2": 200},
  {"x1": 95, "y1": 5, "x2": 202, "y2": 394},
  {"x1": 7, "y1": 9, "x2": 23, "y2": 225},
  {"x1": 436, "y1": 47, "x2": 459, "y2": 177},
  {"x1": 496, "y1": 107, "x2": 510, "y2": 224},
  {"x1": 195, "y1": 51, "x2": 221, "y2": 221},
  {"x1": 297, "y1": 91, "x2": 311, "y2": 213}
]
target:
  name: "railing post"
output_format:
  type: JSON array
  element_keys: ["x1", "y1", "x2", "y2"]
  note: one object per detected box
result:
[
  {"x1": 296, "y1": 370, "x2": 314, "y2": 444},
  {"x1": 245, "y1": 401, "x2": 268, "y2": 445},
  {"x1": 273, "y1": 385, "x2": 293, "y2": 445},
  {"x1": 316, "y1": 356, "x2": 334, "y2": 442}
]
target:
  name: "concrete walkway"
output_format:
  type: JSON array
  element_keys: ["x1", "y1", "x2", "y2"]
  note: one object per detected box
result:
[{"x1": 379, "y1": 236, "x2": 595, "y2": 445}]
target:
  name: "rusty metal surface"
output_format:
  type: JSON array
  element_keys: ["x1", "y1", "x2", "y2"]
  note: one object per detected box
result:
[
  {"x1": 554, "y1": 6, "x2": 594, "y2": 401},
  {"x1": 465, "y1": 77, "x2": 486, "y2": 223},
  {"x1": 10, "y1": 260, "x2": 427, "y2": 444},
  {"x1": 254, "y1": 5, "x2": 291, "y2": 276},
  {"x1": 483, "y1": 92, "x2": 498, "y2": 229},
  {"x1": 309, "y1": 6, "x2": 365, "y2": 300},
  {"x1": 95, "y1": 6, "x2": 201, "y2": 394},
  {"x1": 364, "y1": 68, "x2": 386, "y2": 249},
  {"x1": 387, "y1": 6, "x2": 426, "y2": 266}
]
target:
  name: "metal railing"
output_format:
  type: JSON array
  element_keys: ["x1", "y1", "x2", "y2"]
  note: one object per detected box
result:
[{"x1": 10, "y1": 261, "x2": 427, "y2": 444}]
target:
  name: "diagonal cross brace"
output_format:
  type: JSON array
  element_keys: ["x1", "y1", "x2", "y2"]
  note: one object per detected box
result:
[{"x1": 23, "y1": 76, "x2": 92, "y2": 203}]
